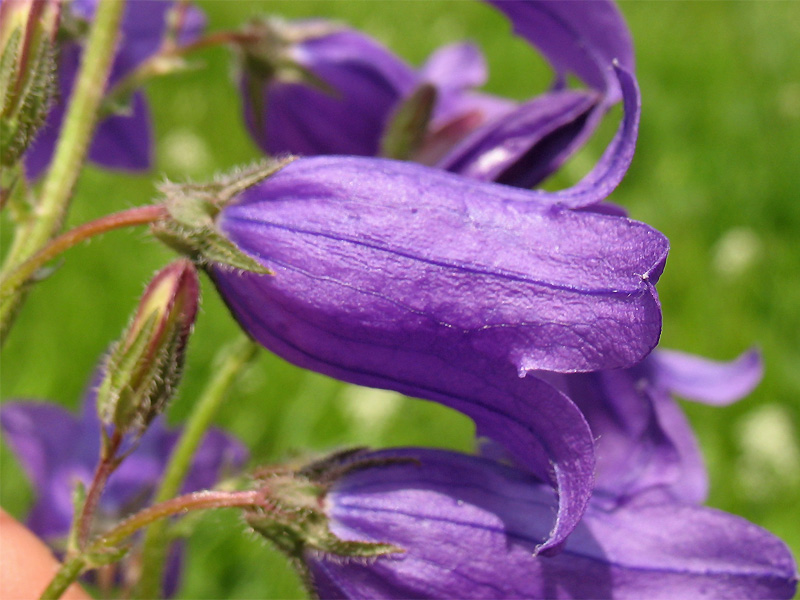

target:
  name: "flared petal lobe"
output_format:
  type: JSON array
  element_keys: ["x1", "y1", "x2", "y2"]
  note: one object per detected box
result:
[
  {"x1": 485, "y1": 0, "x2": 634, "y2": 100},
  {"x1": 306, "y1": 448, "x2": 798, "y2": 600}
]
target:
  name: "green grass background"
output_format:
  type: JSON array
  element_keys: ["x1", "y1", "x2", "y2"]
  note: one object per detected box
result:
[{"x1": 2, "y1": 1, "x2": 799, "y2": 598}]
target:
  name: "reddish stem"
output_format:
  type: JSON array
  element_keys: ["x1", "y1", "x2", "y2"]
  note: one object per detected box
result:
[
  {"x1": 0, "y1": 204, "x2": 168, "y2": 299},
  {"x1": 76, "y1": 430, "x2": 123, "y2": 550}
]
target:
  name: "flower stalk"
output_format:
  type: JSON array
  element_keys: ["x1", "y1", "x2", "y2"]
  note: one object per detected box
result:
[
  {"x1": 135, "y1": 335, "x2": 259, "y2": 598},
  {"x1": 0, "y1": 204, "x2": 167, "y2": 305},
  {"x1": 0, "y1": 0, "x2": 127, "y2": 340},
  {"x1": 40, "y1": 490, "x2": 264, "y2": 600}
]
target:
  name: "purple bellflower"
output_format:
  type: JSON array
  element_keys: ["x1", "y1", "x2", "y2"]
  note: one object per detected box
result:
[
  {"x1": 249, "y1": 447, "x2": 798, "y2": 600},
  {"x1": 23, "y1": 0, "x2": 205, "y2": 178},
  {"x1": 195, "y1": 153, "x2": 669, "y2": 551},
  {"x1": 240, "y1": 0, "x2": 635, "y2": 191},
  {"x1": 0, "y1": 393, "x2": 247, "y2": 596}
]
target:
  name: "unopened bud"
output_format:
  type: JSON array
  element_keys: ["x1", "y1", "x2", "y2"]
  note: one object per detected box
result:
[
  {"x1": 96, "y1": 259, "x2": 199, "y2": 435},
  {"x1": 0, "y1": 0, "x2": 60, "y2": 167}
]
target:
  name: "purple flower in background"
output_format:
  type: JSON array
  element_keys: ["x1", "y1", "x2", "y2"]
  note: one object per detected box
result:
[
  {"x1": 24, "y1": 0, "x2": 205, "y2": 178},
  {"x1": 240, "y1": 0, "x2": 635, "y2": 192},
  {"x1": 253, "y1": 447, "x2": 798, "y2": 600},
  {"x1": 0, "y1": 394, "x2": 247, "y2": 596},
  {"x1": 200, "y1": 154, "x2": 668, "y2": 551},
  {"x1": 522, "y1": 348, "x2": 765, "y2": 508}
]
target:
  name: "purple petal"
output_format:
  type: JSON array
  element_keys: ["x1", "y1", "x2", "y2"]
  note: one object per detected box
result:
[
  {"x1": 86, "y1": 90, "x2": 152, "y2": 171},
  {"x1": 649, "y1": 348, "x2": 764, "y2": 405},
  {"x1": 0, "y1": 401, "x2": 93, "y2": 499},
  {"x1": 553, "y1": 368, "x2": 707, "y2": 507},
  {"x1": 214, "y1": 156, "x2": 667, "y2": 375},
  {"x1": 437, "y1": 89, "x2": 601, "y2": 186},
  {"x1": 249, "y1": 29, "x2": 415, "y2": 156},
  {"x1": 484, "y1": 0, "x2": 634, "y2": 100},
  {"x1": 542, "y1": 64, "x2": 640, "y2": 209},
  {"x1": 419, "y1": 42, "x2": 487, "y2": 92},
  {"x1": 310, "y1": 448, "x2": 797, "y2": 599},
  {"x1": 179, "y1": 428, "x2": 249, "y2": 494},
  {"x1": 24, "y1": 0, "x2": 205, "y2": 177},
  {"x1": 0, "y1": 401, "x2": 97, "y2": 539},
  {"x1": 210, "y1": 155, "x2": 669, "y2": 549}
]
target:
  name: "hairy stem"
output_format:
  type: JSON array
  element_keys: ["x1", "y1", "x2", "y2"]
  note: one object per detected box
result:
[
  {"x1": 135, "y1": 335, "x2": 258, "y2": 598},
  {"x1": 40, "y1": 490, "x2": 263, "y2": 600},
  {"x1": 0, "y1": 204, "x2": 167, "y2": 307},
  {"x1": 0, "y1": 0, "x2": 127, "y2": 338}
]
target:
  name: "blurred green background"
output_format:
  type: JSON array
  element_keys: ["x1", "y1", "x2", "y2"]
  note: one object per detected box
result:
[{"x1": 2, "y1": 1, "x2": 799, "y2": 598}]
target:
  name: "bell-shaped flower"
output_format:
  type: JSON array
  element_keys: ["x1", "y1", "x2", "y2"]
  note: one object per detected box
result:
[
  {"x1": 151, "y1": 154, "x2": 669, "y2": 550},
  {"x1": 0, "y1": 390, "x2": 247, "y2": 596},
  {"x1": 23, "y1": 0, "x2": 205, "y2": 178},
  {"x1": 238, "y1": 0, "x2": 634, "y2": 193},
  {"x1": 246, "y1": 447, "x2": 798, "y2": 600}
]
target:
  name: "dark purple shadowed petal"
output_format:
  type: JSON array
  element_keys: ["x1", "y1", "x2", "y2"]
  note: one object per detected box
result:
[
  {"x1": 86, "y1": 89, "x2": 152, "y2": 171},
  {"x1": 649, "y1": 347, "x2": 764, "y2": 406},
  {"x1": 436, "y1": 89, "x2": 601, "y2": 186},
  {"x1": 247, "y1": 29, "x2": 415, "y2": 157},
  {"x1": 308, "y1": 448, "x2": 798, "y2": 600},
  {"x1": 214, "y1": 156, "x2": 668, "y2": 375},
  {"x1": 24, "y1": 0, "x2": 205, "y2": 177},
  {"x1": 484, "y1": 0, "x2": 634, "y2": 100},
  {"x1": 24, "y1": 43, "x2": 80, "y2": 180}
]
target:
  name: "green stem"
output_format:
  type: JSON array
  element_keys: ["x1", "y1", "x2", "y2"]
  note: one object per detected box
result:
[
  {"x1": 135, "y1": 335, "x2": 258, "y2": 598},
  {"x1": 40, "y1": 490, "x2": 263, "y2": 600},
  {"x1": 0, "y1": 204, "x2": 167, "y2": 305},
  {"x1": 0, "y1": 0, "x2": 127, "y2": 337}
]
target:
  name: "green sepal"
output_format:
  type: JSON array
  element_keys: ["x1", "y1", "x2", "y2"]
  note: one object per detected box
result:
[
  {"x1": 0, "y1": 28, "x2": 22, "y2": 105},
  {"x1": 245, "y1": 471, "x2": 403, "y2": 561},
  {"x1": 152, "y1": 158, "x2": 294, "y2": 273},
  {"x1": 379, "y1": 83, "x2": 437, "y2": 161},
  {"x1": 97, "y1": 314, "x2": 160, "y2": 432}
]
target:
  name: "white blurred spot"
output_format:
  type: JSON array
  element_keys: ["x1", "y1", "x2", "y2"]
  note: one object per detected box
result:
[
  {"x1": 712, "y1": 227, "x2": 762, "y2": 278},
  {"x1": 736, "y1": 404, "x2": 800, "y2": 501},
  {"x1": 161, "y1": 129, "x2": 211, "y2": 174},
  {"x1": 777, "y1": 82, "x2": 800, "y2": 120},
  {"x1": 340, "y1": 386, "x2": 402, "y2": 442}
]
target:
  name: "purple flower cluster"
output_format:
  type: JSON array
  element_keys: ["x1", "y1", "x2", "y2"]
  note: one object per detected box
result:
[{"x1": 211, "y1": 1, "x2": 797, "y2": 597}]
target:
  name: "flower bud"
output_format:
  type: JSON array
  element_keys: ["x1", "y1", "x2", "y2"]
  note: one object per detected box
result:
[
  {"x1": 0, "y1": 0, "x2": 60, "y2": 168},
  {"x1": 96, "y1": 259, "x2": 199, "y2": 435}
]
